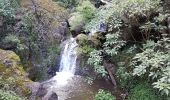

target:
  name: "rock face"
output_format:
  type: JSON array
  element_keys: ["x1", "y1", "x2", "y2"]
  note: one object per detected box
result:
[{"x1": 0, "y1": 49, "x2": 32, "y2": 96}]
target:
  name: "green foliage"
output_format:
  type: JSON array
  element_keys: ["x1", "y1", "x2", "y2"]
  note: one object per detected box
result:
[
  {"x1": 116, "y1": 66, "x2": 133, "y2": 89},
  {"x1": 76, "y1": 34, "x2": 94, "y2": 55},
  {"x1": 128, "y1": 82, "x2": 160, "y2": 100},
  {"x1": 88, "y1": 50, "x2": 107, "y2": 77},
  {"x1": 69, "y1": 13, "x2": 85, "y2": 31},
  {"x1": 53, "y1": 0, "x2": 80, "y2": 8},
  {"x1": 131, "y1": 35, "x2": 170, "y2": 95},
  {"x1": 88, "y1": 31, "x2": 126, "y2": 76},
  {"x1": 0, "y1": 90, "x2": 24, "y2": 100},
  {"x1": 3, "y1": 35, "x2": 20, "y2": 46},
  {"x1": 0, "y1": 0, "x2": 19, "y2": 17},
  {"x1": 94, "y1": 89, "x2": 116, "y2": 100},
  {"x1": 85, "y1": 76, "x2": 94, "y2": 85},
  {"x1": 0, "y1": 77, "x2": 27, "y2": 100},
  {"x1": 69, "y1": 0, "x2": 96, "y2": 30},
  {"x1": 85, "y1": 4, "x2": 114, "y2": 32},
  {"x1": 2, "y1": 34, "x2": 27, "y2": 51},
  {"x1": 85, "y1": 0, "x2": 160, "y2": 32},
  {"x1": 104, "y1": 32, "x2": 126, "y2": 56},
  {"x1": 77, "y1": 45, "x2": 94, "y2": 55},
  {"x1": 76, "y1": 0, "x2": 96, "y2": 21}
]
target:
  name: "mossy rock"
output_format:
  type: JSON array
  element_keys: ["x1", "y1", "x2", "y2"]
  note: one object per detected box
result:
[
  {"x1": 76, "y1": 34, "x2": 88, "y2": 45},
  {"x1": 0, "y1": 49, "x2": 32, "y2": 96}
]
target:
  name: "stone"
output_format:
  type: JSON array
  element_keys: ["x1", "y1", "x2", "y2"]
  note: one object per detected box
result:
[
  {"x1": 0, "y1": 49, "x2": 32, "y2": 96},
  {"x1": 48, "y1": 92, "x2": 58, "y2": 100}
]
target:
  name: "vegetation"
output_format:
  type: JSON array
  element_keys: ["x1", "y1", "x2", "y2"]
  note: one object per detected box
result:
[
  {"x1": 0, "y1": 90, "x2": 25, "y2": 100},
  {"x1": 128, "y1": 82, "x2": 160, "y2": 100},
  {"x1": 69, "y1": 0, "x2": 96, "y2": 31},
  {"x1": 94, "y1": 89, "x2": 116, "y2": 100},
  {"x1": 0, "y1": 0, "x2": 170, "y2": 99}
]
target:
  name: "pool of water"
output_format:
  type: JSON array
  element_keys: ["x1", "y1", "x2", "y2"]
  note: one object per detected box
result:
[{"x1": 48, "y1": 75, "x2": 114, "y2": 100}]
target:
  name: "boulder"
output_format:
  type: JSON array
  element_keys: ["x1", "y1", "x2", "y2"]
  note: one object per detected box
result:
[
  {"x1": 48, "y1": 92, "x2": 58, "y2": 100},
  {"x1": 68, "y1": 14, "x2": 85, "y2": 37},
  {"x1": 76, "y1": 34, "x2": 88, "y2": 45},
  {"x1": 0, "y1": 49, "x2": 32, "y2": 96}
]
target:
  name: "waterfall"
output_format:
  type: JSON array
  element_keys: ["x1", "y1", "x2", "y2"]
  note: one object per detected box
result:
[
  {"x1": 54, "y1": 37, "x2": 78, "y2": 85},
  {"x1": 59, "y1": 38, "x2": 78, "y2": 73}
]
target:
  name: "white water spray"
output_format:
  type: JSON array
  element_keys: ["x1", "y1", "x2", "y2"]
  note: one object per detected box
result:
[{"x1": 54, "y1": 38, "x2": 78, "y2": 85}]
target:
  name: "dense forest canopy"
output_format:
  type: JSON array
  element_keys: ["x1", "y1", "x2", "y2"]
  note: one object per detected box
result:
[{"x1": 0, "y1": 0, "x2": 170, "y2": 100}]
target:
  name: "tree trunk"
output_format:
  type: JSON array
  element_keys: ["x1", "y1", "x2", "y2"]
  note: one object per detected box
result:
[
  {"x1": 105, "y1": 66, "x2": 117, "y2": 88},
  {"x1": 103, "y1": 60, "x2": 117, "y2": 88}
]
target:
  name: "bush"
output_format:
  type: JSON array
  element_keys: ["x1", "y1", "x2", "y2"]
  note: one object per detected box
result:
[
  {"x1": 128, "y1": 82, "x2": 160, "y2": 100},
  {"x1": 116, "y1": 66, "x2": 134, "y2": 90},
  {"x1": 94, "y1": 89, "x2": 116, "y2": 100},
  {"x1": 131, "y1": 36, "x2": 170, "y2": 95},
  {"x1": 0, "y1": 0, "x2": 19, "y2": 17},
  {"x1": 0, "y1": 90, "x2": 25, "y2": 100},
  {"x1": 69, "y1": 0, "x2": 96, "y2": 31},
  {"x1": 53, "y1": 0, "x2": 80, "y2": 8}
]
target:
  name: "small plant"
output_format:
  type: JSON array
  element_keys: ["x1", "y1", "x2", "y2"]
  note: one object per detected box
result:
[{"x1": 94, "y1": 89, "x2": 116, "y2": 100}]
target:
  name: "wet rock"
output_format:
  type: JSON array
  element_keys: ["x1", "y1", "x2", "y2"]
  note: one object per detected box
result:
[
  {"x1": 27, "y1": 82, "x2": 41, "y2": 100},
  {"x1": 90, "y1": 22, "x2": 107, "y2": 36},
  {"x1": 47, "y1": 55, "x2": 61, "y2": 77},
  {"x1": 48, "y1": 92, "x2": 58, "y2": 100},
  {"x1": 36, "y1": 83, "x2": 49, "y2": 98}
]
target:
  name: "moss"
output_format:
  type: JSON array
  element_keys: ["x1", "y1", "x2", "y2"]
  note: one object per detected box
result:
[
  {"x1": 76, "y1": 34, "x2": 94, "y2": 55},
  {"x1": 0, "y1": 49, "x2": 32, "y2": 96},
  {"x1": 76, "y1": 34, "x2": 88, "y2": 45},
  {"x1": 15, "y1": 79, "x2": 31, "y2": 96}
]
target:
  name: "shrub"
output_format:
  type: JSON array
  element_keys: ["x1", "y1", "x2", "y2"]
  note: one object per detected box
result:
[
  {"x1": 128, "y1": 82, "x2": 160, "y2": 100},
  {"x1": 94, "y1": 89, "x2": 116, "y2": 100},
  {"x1": 116, "y1": 66, "x2": 134, "y2": 89},
  {"x1": 53, "y1": 0, "x2": 80, "y2": 8},
  {"x1": 131, "y1": 35, "x2": 170, "y2": 95},
  {"x1": 76, "y1": 0, "x2": 96, "y2": 21},
  {"x1": 85, "y1": 0, "x2": 160, "y2": 32},
  {"x1": 88, "y1": 50, "x2": 107, "y2": 77},
  {"x1": 0, "y1": 90, "x2": 24, "y2": 100},
  {"x1": 0, "y1": 0, "x2": 19, "y2": 17},
  {"x1": 69, "y1": 0, "x2": 96, "y2": 30}
]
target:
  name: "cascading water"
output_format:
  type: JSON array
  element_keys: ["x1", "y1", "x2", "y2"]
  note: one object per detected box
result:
[
  {"x1": 54, "y1": 37, "x2": 78, "y2": 85},
  {"x1": 42, "y1": 37, "x2": 113, "y2": 100},
  {"x1": 59, "y1": 38, "x2": 78, "y2": 73}
]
